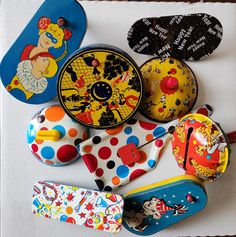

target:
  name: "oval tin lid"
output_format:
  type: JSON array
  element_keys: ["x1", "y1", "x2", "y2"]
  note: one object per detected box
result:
[
  {"x1": 172, "y1": 113, "x2": 230, "y2": 182},
  {"x1": 27, "y1": 105, "x2": 89, "y2": 166},
  {"x1": 57, "y1": 44, "x2": 143, "y2": 129},
  {"x1": 0, "y1": 0, "x2": 87, "y2": 104},
  {"x1": 127, "y1": 13, "x2": 223, "y2": 61},
  {"x1": 139, "y1": 57, "x2": 198, "y2": 122}
]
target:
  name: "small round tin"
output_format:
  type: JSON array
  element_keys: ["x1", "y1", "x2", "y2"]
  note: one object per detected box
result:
[
  {"x1": 139, "y1": 58, "x2": 198, "y2": 122},
  {"x1": 57, "y1": 44, "x2": 143, "y2": 129},
  {"x1": 172, "y1": 113, "x2": 229, "y2": 182},
  {"x1": 27, "y1": 105, "x2": 89, "y2": 166}
]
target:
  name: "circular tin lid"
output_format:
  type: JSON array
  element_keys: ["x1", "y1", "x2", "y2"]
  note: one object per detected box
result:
[
  {"x1": 57, "y1": 45, "x2": 143, "y2": 129},
  {"x1": 139, "y1": 58, "x2": 198, "y2": 122},
  {"x1": 27, "y1": 105, "x2": 88, "y2": 166},
  {"x1": 172, "y1": 113, "x2": 229, "y2": 182}
]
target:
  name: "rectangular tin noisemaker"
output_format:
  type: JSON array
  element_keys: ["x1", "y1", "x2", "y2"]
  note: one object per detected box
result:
[
  {"x1": 80, "y1": 104, "x2": 213, "y2": 191},
  {"x1": 123, "y1": 175, "x2": 207, "y2": 235},
  {"x1": 32, "y1": 181, "x2": 124, "y2": 233}
]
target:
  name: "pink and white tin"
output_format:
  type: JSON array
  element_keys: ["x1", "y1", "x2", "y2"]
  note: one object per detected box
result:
[
  {"x1": 32, "y1": 181, "x2": 124, "y2": 233},
  {"x1": 27, "y1": 105, "x2": 89, "y2": 166},
  {"x1": 80, "y1": 105, "x2": 213, "y2": 191}
]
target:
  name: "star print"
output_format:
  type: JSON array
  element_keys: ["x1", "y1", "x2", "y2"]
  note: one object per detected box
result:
[
  {"x1": 79, "y1": 213, "x2": 86, "y2": 218},
  {"x1": 90, "y1": 211, "x2": 95, "y2": 216},
  {"x1": 56, "y1": 201, "x2": 62, "y2": 206},
  {"x1": 85, "y1": 202, "x2": 94, "y2": 211},
  {"x1": 67, "y1": 193, "x2": 75, "y2": 202},
  {"x1": 111, "y1": 207, "x2": 117, "y2": 213}
]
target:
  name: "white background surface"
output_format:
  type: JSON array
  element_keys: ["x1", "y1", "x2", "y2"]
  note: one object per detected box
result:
[{"x1": 1, "y1": 1, "x2": 236, "y2": 237}]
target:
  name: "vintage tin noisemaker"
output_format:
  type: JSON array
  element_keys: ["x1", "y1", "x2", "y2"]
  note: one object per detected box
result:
[
  {"x1": 27, "y1": 105, "x2": 88, "y2": 166},
  {"x1": 172, "y1": 113, "x2": 236, "y2": 182}
]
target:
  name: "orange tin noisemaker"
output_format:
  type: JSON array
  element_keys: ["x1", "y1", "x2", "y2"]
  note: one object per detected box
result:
[{"x1": 172, "y1": 113, "x2": 236, "y2": 182}]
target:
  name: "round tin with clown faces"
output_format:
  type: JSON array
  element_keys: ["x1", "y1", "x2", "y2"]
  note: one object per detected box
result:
[
  {"x1": 27, "y1": 105, "x2": 89, "y2": 166},
  {"x1": 57, "y1": 44, "x2": 143, "y2": 129},
  {"x1": 139, "y1": 58, "x2": 198, "y2": 123},
  {"x1": 172, "y1": 113, "x2": 230, "y2": 182}
]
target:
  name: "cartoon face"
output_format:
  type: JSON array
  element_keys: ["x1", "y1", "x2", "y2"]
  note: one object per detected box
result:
[
  {"x1": 38, "y1": 32, "x2": 57, "y2": 49},
  {"x1": 143, "y1": 197, "x2": 162, "y2": 219},
  {"x1": 32, "y1": 56, "x2": 50, "y2": 74}
]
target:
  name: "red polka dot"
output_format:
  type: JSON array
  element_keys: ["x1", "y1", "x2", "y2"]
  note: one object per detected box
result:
[
  {"x1": 57, "y1": 145, "x2": 78, "y2": 163},
  {"x1": 14, "y1": 80, "x2": 19, "y2": 85},
  {"x1": 155, "y1": 139, "x2": 164, "y2": 147},
  {"x1": 158, "y1": 108, "x2": 164, "y2": 113},
  {"x1": 33, "y1": 152, "x2": 42, "y2": 161},
  {"x1": 128, "y1": 163, "x2": 135, "y2": 167},
  {"x1": 31, "y1": 144, "x2": 38, "y2": 152},
  {"x1": 40, "y1": 127, "x2": 48, "y2": 131},
  {"x1": 82, "y1": 154, "x2": 98, "y2": 172},
  {"x1": 66, "y1": 217, "x2": 76, "y2": 224},
  {"x1": 129, "y1": 169, "x2": 147, "y2": 181},
  {"x1": 110, "y1": 137, "x2": 118, "y2": 146},
  {"x1": 45, "y1": 160, "x2": 54, "y2": 165},
  {"x1": 170, "y1": 68, "x2": 177, "y2": 74},
  {"x1": 196, "y1": 108, "x2": 208, "y2": 116},
  {"x1": 139, "y1": 121, "x2": 157, "y2": 130},
  {"x1": 96, "y1": 168, "x2": 104, "y2": 177},
  {"x1": 137, "y1": 151, "x2": 147, "y2": 164},
  {"x1": 98, "y1": 147, "x2": 111, "y2": 160},
  {"x1": 7, "y1": 85, "x2": 12, "y2": 91}
]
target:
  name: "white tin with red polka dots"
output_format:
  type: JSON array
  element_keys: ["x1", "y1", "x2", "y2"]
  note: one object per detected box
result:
[
  {"x1": 79, "y1": 105, "x2": 213, "y2": 191},
  {"x1": 27, "y1": 105, "x2": 89, "y2": 166}
]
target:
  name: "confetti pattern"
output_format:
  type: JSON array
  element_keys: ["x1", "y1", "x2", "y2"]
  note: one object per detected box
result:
[
  {"x1": 140, "y1": 58, "x2": 198, "y2": 122},
  {"x1": 172, "y1": 113, "x2": 229, "y2": 182},
  {"x1": 32, "y1": 181, "x2": 124, "y2": 233},
  {"x1": 80, "y1": 105, "x2": 213, "y2": 191},
  {"x1": 27, "y1": 105, "x2": 88, "y2": 166},
  {"x1": 123, "y1": 175, "x2": 207, "y2": 235}
]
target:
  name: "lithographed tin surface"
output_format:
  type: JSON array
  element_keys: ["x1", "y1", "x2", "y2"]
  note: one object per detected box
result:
[
  {"x1": 27, "y1": 105, "x2": 88, "y2": 166},
  {"x1": 32, "y1": 181, "x2": 124, "y2": 233},
  {"x1": 140, "y1": 58, "x2": 197, "y2": 122},
  {"x1": 172, "y1": 113, "x2": 229, "y2": 182},
  {"x1": 57, "y1": 44, "x2": 143, "y2": 129},
  {"x1": 79, "y1": 105, "x2": 213, "y2": 191},
  {"x1": 128, "y1": 14, "x2": 223, "y2": 61},
  {"x1": 123, "y1": 175, "x2": 207, "y2": 235},
  {"x1": 0, "y1": 0, "x2": 86, "y2": 104}
]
